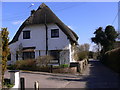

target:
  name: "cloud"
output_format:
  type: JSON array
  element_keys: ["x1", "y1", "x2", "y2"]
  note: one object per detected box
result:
[{"x1": 12, "y1": 20, "x2": 23, "y2": 25}]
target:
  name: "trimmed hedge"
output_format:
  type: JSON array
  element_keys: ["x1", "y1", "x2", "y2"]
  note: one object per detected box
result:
[{"x1": 101, "y1": 48, "x2": 120, "y2": 73}]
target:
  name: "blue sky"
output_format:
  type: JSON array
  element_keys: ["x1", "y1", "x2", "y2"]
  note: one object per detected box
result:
[{"x1": 2, "y1": 2, "x2": 118, "y2": 50}]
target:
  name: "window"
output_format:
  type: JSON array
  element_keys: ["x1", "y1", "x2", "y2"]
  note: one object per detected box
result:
[
  {"x1": 16, "y1": 53, "x2": 18, "y2": 60},
  {"x1": 51, "y1": 29, "x2": 59, "y2": 38},
  {"x1": 22, "y1": 52, "x2": 35, "y2": 60},
  {"x1": 7, "y1": 54, "x2": 11, "y2": 61},
  {"x1": 39, "y1": 50, "x2": 41, "y2": 56},
  {"x1": 50, "y1": 50, "x2": 60, "y2": 64},
  {"x1": 23, "y1": 31, "x2": 30, "y2": 39}
]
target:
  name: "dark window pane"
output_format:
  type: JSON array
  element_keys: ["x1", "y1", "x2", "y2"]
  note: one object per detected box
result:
[
  {"x1": 7, "y1": 54, "x2": 11, "y2": 61},
  {"x1": 51, "y1": 29, "x2": 59, "y2": 38},
  {"x1": 50, "y1": 50, "x2": 60, "y2": 64},
  {"x1": 23, "y1": 31, "x2": 30, "y2": 39},
  {"x1": 50, "y1": 50, "x2": 59, "y2": 59},
  {"x1": 22, "y1": 52, "x2": 35, "y2": 60},
  {"x1": 16, "y1": 53, "x2": 18, "y2": 60}
]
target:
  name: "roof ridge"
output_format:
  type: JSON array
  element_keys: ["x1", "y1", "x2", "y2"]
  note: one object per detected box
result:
[{"x1": 38, "y1": 3, "x2": 47, "y2": 10}]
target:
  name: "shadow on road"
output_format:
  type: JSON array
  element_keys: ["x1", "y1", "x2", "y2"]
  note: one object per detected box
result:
[
  {"x1": 21, "y1": 60, "x2": 120, "y2": 88},
  {"x1": 85, "y1": 60, "x2": 120, "y2": 88},
  {"x1": 47, "y1": 60, "x2": 120, "y2": 88}
]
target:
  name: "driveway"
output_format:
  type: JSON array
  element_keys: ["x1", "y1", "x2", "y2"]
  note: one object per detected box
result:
[{"x1": 5, "y1": 59, "x2": 120, "y2": 88}]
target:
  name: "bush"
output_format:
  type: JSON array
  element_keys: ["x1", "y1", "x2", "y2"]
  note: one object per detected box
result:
[
  {"x1": 16, "y1": 59, "x2": 36, "y2": 70},
  {"x1": 7, "y1": 56, "x2": 70, "y2": 73},
  {"x1": 7, "y1": 64, "x2": 17, "y2": 70},
  {"x1": 101, "y1": 48, "x2": 120, "y2": 73},
  {"x1": 8, "y1": 56, "x2": 53, "y2": 72},
  {"x1": 60, "y1": 64, "x2": 69, "y2": 68},
  {"x1": 4, "y1": 78, "x2": 14, "y2": 88},
  {"x1": 76, "y1": 51, "x2": 88, "y2": 61},
  {"x1": 8, "y1": 59, "x2": 36, "y2": 70},
  {"x1": 36, "y1": 55, "x2": 53, "y2": 67}
]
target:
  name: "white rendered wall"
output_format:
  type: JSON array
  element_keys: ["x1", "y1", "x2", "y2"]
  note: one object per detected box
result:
[
  {"x1": 47, "y1": 24, "x2": 70, "y2": 50},
  {"x1": 9, "y1": 41, "x2": 21, "y2": 63},
  {"x1": 18, "y1": 24, "x2": 70, "y2": 51},
  {"x1": 9, "y1": 24, "x2": 72, "y2": 62}
]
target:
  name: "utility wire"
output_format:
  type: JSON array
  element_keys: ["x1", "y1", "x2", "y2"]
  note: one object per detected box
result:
[
  {"x1": 112, "y1": 11, "x2": 118, "y2": 25},
  {"x1": 2, "y1": 3, "x2": 35, "y2": 21},
  {"x1": 112, "y1": 8, "x2": 120, "y2": 25},
  {"x1": 54, "y1": 2, "x2": 87, "y2": 12},
  {"x1": 2, "y1": 3, "x2": 86, "y2": 22}
]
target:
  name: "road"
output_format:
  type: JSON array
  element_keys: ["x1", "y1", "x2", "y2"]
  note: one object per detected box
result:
[{"x1": 5, "y1": 59, "x2": 120, "y2": 88}]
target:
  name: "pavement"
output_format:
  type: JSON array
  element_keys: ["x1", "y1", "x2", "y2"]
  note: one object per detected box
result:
[{"x1": 4, "y1": 59, "x2": 120, "y2": 88}]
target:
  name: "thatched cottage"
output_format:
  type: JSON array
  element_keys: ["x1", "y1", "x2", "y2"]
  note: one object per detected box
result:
[{"x1": 9, "y1": 3, "x2": 79, "y2": 65}]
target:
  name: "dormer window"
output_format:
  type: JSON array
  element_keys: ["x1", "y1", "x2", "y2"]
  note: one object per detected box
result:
[
  {"x1": 51, "y1": 29, "x2": 59, "y2": 38},
  {"x1": 23, "y1": 31, "x2": 30, "y2": 39}
]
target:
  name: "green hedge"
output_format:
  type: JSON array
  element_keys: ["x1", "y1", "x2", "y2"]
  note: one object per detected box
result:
[{"x1": 102, "y1": 48, "x2": 120, "y2": 73}]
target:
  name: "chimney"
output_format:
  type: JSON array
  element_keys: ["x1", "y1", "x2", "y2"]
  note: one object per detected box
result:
[{"x1": 31, "y1": 10, "x2": 35, "y2": 15}]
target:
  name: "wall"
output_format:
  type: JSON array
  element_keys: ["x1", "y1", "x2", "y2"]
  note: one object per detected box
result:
[
  {"x1": 9, "y1": 41, "x2": 20, "y2": 63},
  {"x1": 59, "y1": 50, "x2": 70, "y2": 65},
  {"x1": 9, "y1": 24, "x2": 72, "y2": 63},
  {"x1": 18, "y1": 24, "x2": 70, "y2": 51},
  {"x1": 102, "y1": 48, "x2": 120, "y2": 73},
  {"x1": 78, "y1": 59, "x2": 88, "y2": 73},
  {"x1": 70, "y1": 59, "x2": 88, "y2": 73}
]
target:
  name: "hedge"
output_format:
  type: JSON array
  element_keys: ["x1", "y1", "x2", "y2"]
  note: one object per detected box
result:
[{"x1": 101, "y1": 47, "x2": 120, "y2": 73}]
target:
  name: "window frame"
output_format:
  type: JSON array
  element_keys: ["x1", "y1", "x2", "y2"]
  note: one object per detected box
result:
[
  {"x1": 51, "y1": 29, "x2": 59, "y2": 38},
  {"x1": 49, "y1": 50, "x2": 60, "y2": 64},
  {"x1": 23, "y1": 31, "x2": 30, "y2": 39},
  {"x1": 22, "y1": 52, "x2": 35, "y2": 60}
]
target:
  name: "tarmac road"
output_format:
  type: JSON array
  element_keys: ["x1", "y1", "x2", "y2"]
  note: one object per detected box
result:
[{"x1": 5, "y1": 59, "x2": 120, "y2": 88}]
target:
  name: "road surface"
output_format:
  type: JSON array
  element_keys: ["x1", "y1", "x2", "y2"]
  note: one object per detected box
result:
[{"x1": 5, "y1": 59, "x2": 120, "y2": 88}]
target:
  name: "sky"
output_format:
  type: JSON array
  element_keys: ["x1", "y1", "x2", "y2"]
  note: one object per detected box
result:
[{"x1": 2, "y1": 2, "x2": 118, "y2": 51}]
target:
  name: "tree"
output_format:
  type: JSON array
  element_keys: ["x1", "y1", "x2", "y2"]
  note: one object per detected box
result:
[
  {"x1": 74, "y1": 43, "x2": 90, "y2": 61},
  {"x1": 78, "y1": 43, "x2": 90, "y2": 52},
  {"x1": 91, "y1": 27, "x2": 106, "y2": 54},
  {"x1": 84, "y1": 43, "x2": 90, "y2": 51},
  {"x1": 104, "y1": 25, "x2": 118, "y2": 52},
  {"x1": 1, "y1": 28, "x2": 9, "y2": 87},
  {"x1": 91, "y1": 25, "x2": 118, "y2": 57}
]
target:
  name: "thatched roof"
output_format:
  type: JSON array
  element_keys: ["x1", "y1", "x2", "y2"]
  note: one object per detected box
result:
[{"x1": 9, "y1": 3, "x2": 78, "y2": 44}]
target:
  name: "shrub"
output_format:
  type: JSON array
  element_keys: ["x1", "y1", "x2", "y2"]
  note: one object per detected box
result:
[
  {"x1": 36, "y1": 55, "x2": 53, "y2": 67},
  {"x1": 16, "y1": 59, "x2": 36, "y2": 70},
  {"x1": 76, "y1": 51, "x2": 88, "y2": 61},
  {"x1": 8, "y1": 59, "x2": 36, "y2": 70},
  {"x1": 4, "y1": 78, "x2": 14, "y2": 88},
  {"x1": 7, "y1": 64, "x2": 17, "y2": 70},
  {"x1": 60, "y1": 64, "x2": 69, "y2": 68},
  {"x1": 37, "y1": 66, "x2": 50, "y2": 72}
]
